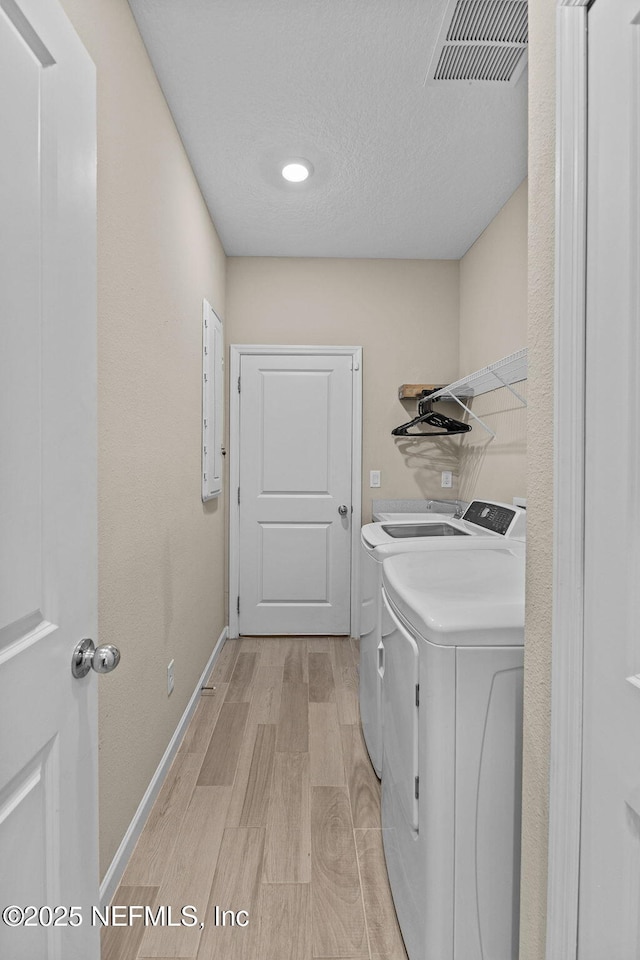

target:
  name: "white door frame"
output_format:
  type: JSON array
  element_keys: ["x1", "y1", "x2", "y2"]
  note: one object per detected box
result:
[
  {"x1": 546, "y1": 1, "x2": 589, "y2": 956},
  {"x1": 228, "y1": 344, "x2": 363, "y2": 639}
]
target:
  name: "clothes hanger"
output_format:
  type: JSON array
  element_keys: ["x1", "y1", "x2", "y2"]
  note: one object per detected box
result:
[{"x1": 391, "y1": 395, "x2": 472, "y2": 437}]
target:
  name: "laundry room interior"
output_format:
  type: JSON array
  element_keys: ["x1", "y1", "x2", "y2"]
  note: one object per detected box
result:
[{"x1": 3, "y1": 0, "x2": 565, "y2": 957}]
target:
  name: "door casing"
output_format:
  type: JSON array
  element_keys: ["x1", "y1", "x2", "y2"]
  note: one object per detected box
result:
[
  {"x1": 546, "y1": 1, "x2": 591, "y2": 956},
  {"x1": 228, "y1": 344, "x2": 362, "y2": 639}
]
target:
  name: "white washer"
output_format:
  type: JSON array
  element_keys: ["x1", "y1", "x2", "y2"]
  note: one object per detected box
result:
[
  {"x1": 359, "y1": 501, "x2": 525, "y2": 776},
  {"x1": 381, "y1": 547, "x2": 525, "y2": 960}
]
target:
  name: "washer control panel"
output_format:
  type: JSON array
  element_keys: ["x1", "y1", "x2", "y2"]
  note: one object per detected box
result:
[{"x1": 462, "y1": 500, "x2": 525, "y2": 537}]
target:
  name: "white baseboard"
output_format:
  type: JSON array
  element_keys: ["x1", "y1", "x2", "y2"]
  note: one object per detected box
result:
[{"x1": 99, "y1": 625, "x2": 229, "y2": 907}]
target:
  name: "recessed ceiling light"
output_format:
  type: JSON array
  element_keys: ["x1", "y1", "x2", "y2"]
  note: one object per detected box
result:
[{"x1": 281, "y1": 160, "x2": 312, "y2": 183}]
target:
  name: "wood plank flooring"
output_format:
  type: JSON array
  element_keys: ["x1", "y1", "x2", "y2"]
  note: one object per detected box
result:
[{"x1": 104, "y1": 637, "x2": 407, "y2": 960}]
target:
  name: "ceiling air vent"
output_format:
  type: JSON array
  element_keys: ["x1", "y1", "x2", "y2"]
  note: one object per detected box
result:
[{"x1": 428, "y1": 0, "x2": 528, "y2": 85}]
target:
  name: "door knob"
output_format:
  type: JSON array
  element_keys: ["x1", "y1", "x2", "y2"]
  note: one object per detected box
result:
[
  {"x1": 338, "y1": 504, "x2": 349, "y2": 517},
  {"x1": 72, "y1": 638, "x2": 121, "y2": 678}
]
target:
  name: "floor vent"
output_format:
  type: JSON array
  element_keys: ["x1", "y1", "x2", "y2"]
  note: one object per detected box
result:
[{"x1": 428, "y1": 0, "x2": 528, "y2": 85}]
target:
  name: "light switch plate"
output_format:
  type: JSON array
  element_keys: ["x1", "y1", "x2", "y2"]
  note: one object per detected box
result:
[
  {"x1": 370, "y1": 470, "x2": 381, "y2": 488},
  {"x1": 441, "y1": 471, "x2": 453, "y2": 488}
]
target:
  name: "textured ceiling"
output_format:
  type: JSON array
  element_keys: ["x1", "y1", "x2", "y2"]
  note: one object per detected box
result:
[{"x1": 128, "y1": 0, "x2": 528, "y2": 259}]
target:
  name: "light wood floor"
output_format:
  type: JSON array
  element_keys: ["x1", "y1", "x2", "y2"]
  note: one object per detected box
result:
[{"x1": 103, "y1": 636, "x2": 408, "y2": 960}]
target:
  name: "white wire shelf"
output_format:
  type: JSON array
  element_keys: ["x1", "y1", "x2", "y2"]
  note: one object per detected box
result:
[
  {"x1": 426, "y1": 348, "x2": 527, "y2": 438},
  {"x1": 429, "y1": 348, "x2": 528, "y2": 402}
]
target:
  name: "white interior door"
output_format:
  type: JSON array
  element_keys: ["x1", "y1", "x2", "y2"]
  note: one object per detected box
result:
[
  {"x1": 0, "y1": 1, "x2": 98, "y2": 957},
  {"x1": 237, "y1": 351, "x2": 355, "y2": 635},
  {"x1": 578, "y1": 1, "x2": 640, "y2": 953}
]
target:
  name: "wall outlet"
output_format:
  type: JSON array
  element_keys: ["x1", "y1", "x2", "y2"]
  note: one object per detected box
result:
[
  {"x1": 167, "y1": 659, "x2": 174, "y2": 696},
  {"x1": 370, "y1": 470, "x2": 381, "y2": 488},
  {"x1": 441, "y1": 470, "x2": 453, "y2": 489}
]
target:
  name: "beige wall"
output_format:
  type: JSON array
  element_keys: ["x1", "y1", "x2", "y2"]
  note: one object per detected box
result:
[
  {"x1": 520, "y1": 2, "x2": 556, "y2": 957},
  {"x1": 457, "y1": 180, "x2": 528, "y2": 504},
  {"x1": 459, "y1": 180, "x2": 528, "y2": 375},
  {"x1": 60, "y1": 0, "x2": 227, "y2": 874},
  {"x1": 226, "y1": 258, "x2": 460, "y2": 520}
]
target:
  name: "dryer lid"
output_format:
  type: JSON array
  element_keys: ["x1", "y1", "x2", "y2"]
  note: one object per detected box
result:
[{"x1": 382, "y1": 548, "x2": 525, "y2": 647}]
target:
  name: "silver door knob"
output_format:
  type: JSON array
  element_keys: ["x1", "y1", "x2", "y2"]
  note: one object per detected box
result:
[
  {"x1": 338, "y1": 504, "x2": 349, "y2": 517},
  {"x1": 72, "y1": 638, "x2": 121, "y2": 679}
]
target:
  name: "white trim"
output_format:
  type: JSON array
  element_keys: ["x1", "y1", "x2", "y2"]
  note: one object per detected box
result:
[
  {"x1": 547, "y1": 2, "x2": 589, "y2": 958},
  {"x1": 99, "y1": 625, "x2": 229, "y2": 907},
  {"x1": 228, "y1": 344, "x2": 363, "y2": 639},
  {"x1": 349, "y1": 350, "x2": 363, "y2": 640}
]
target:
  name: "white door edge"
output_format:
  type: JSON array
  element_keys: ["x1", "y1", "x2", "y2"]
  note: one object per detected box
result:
[
  {"x1": 228, "y1": 344, "x2": 362, "y2": 639},
  {"x1": 546, "y1": 2, "x2": 590, "y2": 958}
]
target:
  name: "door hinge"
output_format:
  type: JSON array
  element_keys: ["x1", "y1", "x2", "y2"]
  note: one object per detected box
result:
[
  {"x1": 237, "y1": 486, "x2": 240, "y2": 505},
  {"x1": 415, "y1": 775, "x2": 420, "y2": 800},
  {"x1": 237, "y1": 376, "x2": 241, "y2": 393},
  {"x1": 237, "y1": 596, "x2": 240, "y2": 615},
  {"x1": 415, "y1": 683, "x2": 420, "y2": 707}
]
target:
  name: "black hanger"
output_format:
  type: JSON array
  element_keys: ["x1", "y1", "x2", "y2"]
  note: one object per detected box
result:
[{"x1": 391, "y1": 396, "x2": 471, "y2": 437}]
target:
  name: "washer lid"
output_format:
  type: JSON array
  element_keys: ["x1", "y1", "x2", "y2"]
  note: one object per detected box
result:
[
  {"x1": 361, "y1": 517, "x2": 479, "y2": 549},
  {"x1": 382, "y1": 548, "x2": 525, "y2": 646}
]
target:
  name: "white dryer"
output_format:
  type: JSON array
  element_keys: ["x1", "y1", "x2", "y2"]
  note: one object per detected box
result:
[
  {"x1": 381, "y1": 547, "x2": 525, "y2": 960},
  {"x1": 359, "y1": 501, "x2": 525, "y2": 776}
]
